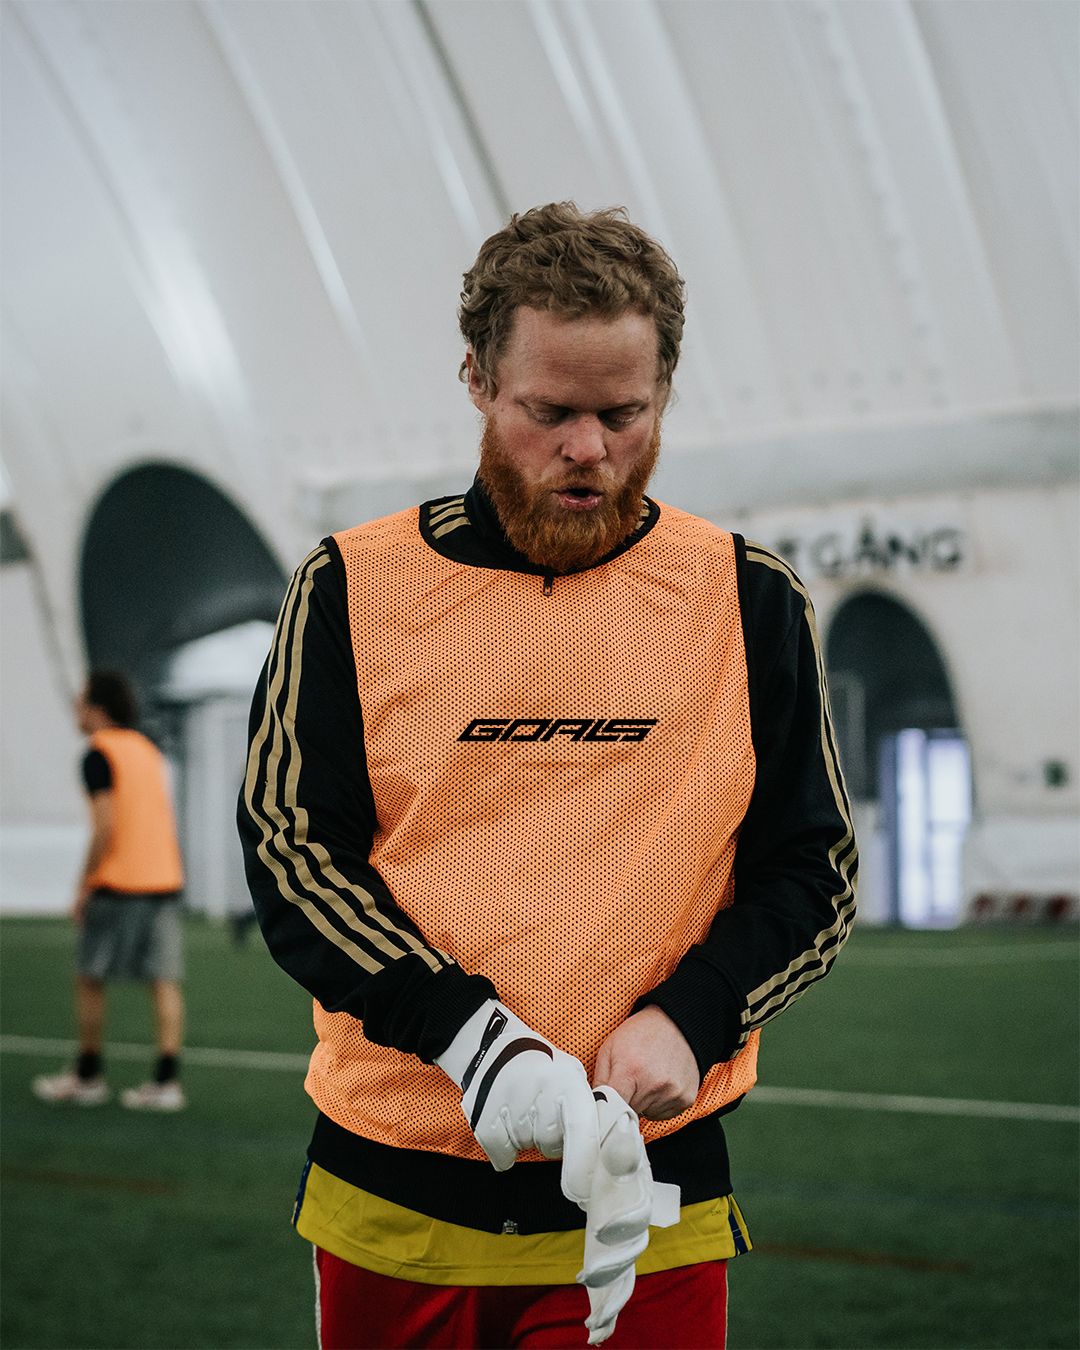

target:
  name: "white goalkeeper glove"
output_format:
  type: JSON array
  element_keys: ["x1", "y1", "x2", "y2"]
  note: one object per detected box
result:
[
  {"x1": 436, "y1": 1000, "x2": 601, "y2": 1205},
  {"x1": 577, "y1": 1087, "x2": 681, "y2": 1346}
]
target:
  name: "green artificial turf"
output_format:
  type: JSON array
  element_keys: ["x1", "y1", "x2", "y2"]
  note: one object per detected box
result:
[
  {"x1": 724, "y1": 926, "x2": 1079, "y2": 1349},
  {"x1": 1, "y1": 917, "x2": 1077, "y2": 1349}
]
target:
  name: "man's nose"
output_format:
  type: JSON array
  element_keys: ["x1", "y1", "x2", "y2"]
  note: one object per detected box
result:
[{"x1": 560, "y1": 414, "x2": 607, "y2": 466}]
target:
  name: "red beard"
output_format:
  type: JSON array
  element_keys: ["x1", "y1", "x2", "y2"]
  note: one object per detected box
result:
[{"x1": 477, "y1": 418, "x2": 661, "y2": 573}]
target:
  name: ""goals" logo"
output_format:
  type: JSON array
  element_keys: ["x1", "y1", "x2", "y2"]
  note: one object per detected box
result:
[{"x1": 458, "y1": 718, "x2": 658, "y2": 744}]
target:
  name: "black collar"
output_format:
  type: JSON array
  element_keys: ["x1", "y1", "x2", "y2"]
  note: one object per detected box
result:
[{"x1": 418, "y1": 475, "x2": 660, "y2": 577}]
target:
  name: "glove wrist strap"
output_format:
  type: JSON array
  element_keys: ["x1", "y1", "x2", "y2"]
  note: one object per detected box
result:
[{"x1": 434, "y1": 998, "x2": 502, "y2": 1086}]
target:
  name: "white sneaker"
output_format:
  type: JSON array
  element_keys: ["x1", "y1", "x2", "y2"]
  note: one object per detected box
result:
[
  {"x1": 120, "y1": 1080, "x2": 186, "y2": 1112},
  {"x1": 32, "y1": 1070, "x2": 110, "y2": 1106}
]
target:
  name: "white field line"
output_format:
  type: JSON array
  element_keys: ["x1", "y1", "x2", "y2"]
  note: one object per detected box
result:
[
  {"x1": 4, "y1": 1035, "x2": 1077, "y2": 1124},
  {"x1": 843, "y1": 942, "x2": 1078, "y2": 966},
  {"x1": 748, "y1": 1085, "x2": 1079, "y2": 1123},
  {"x1": 1, "y1": 1035, "x2": 309, "y2": 1073}
]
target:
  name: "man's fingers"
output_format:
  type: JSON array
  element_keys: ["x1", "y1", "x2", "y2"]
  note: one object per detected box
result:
[
  {"x1": 633, "y1": 1087, "x2": 694, "y2": 1121},
  {"x1": 591, "y1": 1009, "x2": 701, "y2": 1121},
  {"x1": 592, "y1": 1058, "x2": 637, "y2": 1112},
  {"x1": 595, "y1": 1072, "x2": 692, "y2": 1120},
  {"x1": 592, "y1": 1043, "x2": 613, "y2": 1090}
]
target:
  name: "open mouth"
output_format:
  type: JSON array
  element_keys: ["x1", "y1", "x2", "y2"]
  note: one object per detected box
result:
[{"x1": 553, "y1": 484, "x2": 604, "y2": 513}]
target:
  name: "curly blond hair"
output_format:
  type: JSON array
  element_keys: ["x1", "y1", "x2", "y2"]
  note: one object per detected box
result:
[{"x1": 459, "y1": 202, "x2": 685, "y2": 395}]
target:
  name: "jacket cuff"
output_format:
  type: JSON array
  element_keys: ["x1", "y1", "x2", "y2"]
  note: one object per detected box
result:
[
  {"x1": 634, "y1": 951, "x2": 747, "y2": 1076},
  {"x1": 329, "y1": 956, "x2": 499, "y2": 1064}
]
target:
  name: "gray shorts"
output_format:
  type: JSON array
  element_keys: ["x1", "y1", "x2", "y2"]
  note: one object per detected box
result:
[{"x1": 77, "y1": 891, "x2": 184, "y2": 982}]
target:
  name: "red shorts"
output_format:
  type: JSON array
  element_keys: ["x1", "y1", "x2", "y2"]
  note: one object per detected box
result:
[{"x1": 314, "y1": 1247, "x2": 727, "y2": 1349}]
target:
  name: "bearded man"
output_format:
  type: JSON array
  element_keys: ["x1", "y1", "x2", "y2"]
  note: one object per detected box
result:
[{"x1": 239, "y1": 202, "x2": 856, "y2": 1349}]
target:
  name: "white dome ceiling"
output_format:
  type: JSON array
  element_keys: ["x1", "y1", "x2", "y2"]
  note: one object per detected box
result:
[{"x1": 2, "y1": 0, "x2": 1077, "y2": 571}]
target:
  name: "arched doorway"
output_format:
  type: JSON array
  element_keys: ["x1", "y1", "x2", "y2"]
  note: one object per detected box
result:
[
  {"x1": 79, "y1": 463, "x2": 286, "y2": 920},
  {"x1": 80, "y1": 462, "x2": 284, "y2": 691},
  {"x1": 826, "y1": 592, "x2": 971, "y2": 926}
]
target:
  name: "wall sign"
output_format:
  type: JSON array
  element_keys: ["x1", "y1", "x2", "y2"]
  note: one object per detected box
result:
[{"x1": 770, "y1": 520, "x2": 965, "y2": 581}]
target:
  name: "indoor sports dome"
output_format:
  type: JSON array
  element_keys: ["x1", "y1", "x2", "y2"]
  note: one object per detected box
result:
[
  {"x1": 1, "y1": 1, "x2": 1076, "y2": 927},
  {"x1": 1, "y1": 7, "x2": 1077, "y2": 1350}
]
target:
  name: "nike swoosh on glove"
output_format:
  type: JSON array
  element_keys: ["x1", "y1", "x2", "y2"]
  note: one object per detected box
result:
[
  {"x1": 576, "y1": 1087, "x2": 681, "y2": 1346},
  {"x1": 435, "y1": 1000, "x2": 600, "y2": 1205}
]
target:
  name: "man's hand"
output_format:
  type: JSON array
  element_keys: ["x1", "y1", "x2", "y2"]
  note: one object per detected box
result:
[
  {"x1": 436, "y1": 1000, "x2": 600, "y2": 1204},
  {"x1": 577, "y1": 1087, "x2": 681, "y2": 1345},
  {"x1": 74, "y1": 792, "x2": 113, "y2": 927},
  {"x1": 591, "y1": 1006, "x2": 700, "y2": 1120}
]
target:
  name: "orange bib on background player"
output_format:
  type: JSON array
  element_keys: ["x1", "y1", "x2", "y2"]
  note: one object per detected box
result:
[
  {"x1": 86, "y1": 727, "x2": 184, "y2": 894},
  {"x1": 309, "y1": 503, "x2": 759, "y2": 1159}
]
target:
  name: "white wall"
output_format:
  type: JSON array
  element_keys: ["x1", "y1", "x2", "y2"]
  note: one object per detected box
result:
[
  {"x1": 0, "y1": 560, "x2": 86, "y2": 913},
  {"x1": 177, "y1": 695, "x2": 254, "y2": 921},
  {"x1": 728, "y1": 479, "x2": 1080, "y2": 920},
  {"x1": 0, "y1": 561, "x2": 83, "y2": 824}
]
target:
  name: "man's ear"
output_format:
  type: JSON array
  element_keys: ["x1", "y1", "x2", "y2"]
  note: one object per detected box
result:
[{"x1": 466, "y1": 351, "x2": 493, "y2": 411}]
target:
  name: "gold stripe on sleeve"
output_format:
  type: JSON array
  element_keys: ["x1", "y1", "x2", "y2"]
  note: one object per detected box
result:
[
  {"x1": 739, "y1": 544, "x2": 858, "y2": 1031},
  {"x1": 243, "y1": 552, "x2": 380, "y2": 972},
  {"x1": 275, "y1": 563, "x2": 444, "y2": 969},
  {"x1": 244, "y1": 547, "x2": 444, "y2": 974}
]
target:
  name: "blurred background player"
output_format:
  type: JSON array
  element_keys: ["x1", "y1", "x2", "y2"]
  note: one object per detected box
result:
[{"x1": 33, "y1": 670, "x2": 187, "y2": 1111}]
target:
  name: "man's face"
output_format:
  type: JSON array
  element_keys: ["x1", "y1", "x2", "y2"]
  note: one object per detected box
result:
[{"x1": 468, "y1": 306, "x2": 665, "y2": 573}]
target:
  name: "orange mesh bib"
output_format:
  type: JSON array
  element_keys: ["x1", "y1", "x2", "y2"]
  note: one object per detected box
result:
[
  {"x1": 86, "y1": 728, "x2": 184, "y2": 893},
  {"x1": 311, "y1": 503, "x2": 759, "y2": 1158}
]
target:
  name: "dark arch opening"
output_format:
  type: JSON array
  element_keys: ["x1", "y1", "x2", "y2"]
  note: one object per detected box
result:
[
  {"x1": 826, "y1": 590, "x2": 959, "y2": 801},
  {"x1": 79, "y1": 462, "x2": 286, "y2": 706},
  {"x1": 827, "y1": 590, "x2": 972, "y2": 926}
]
